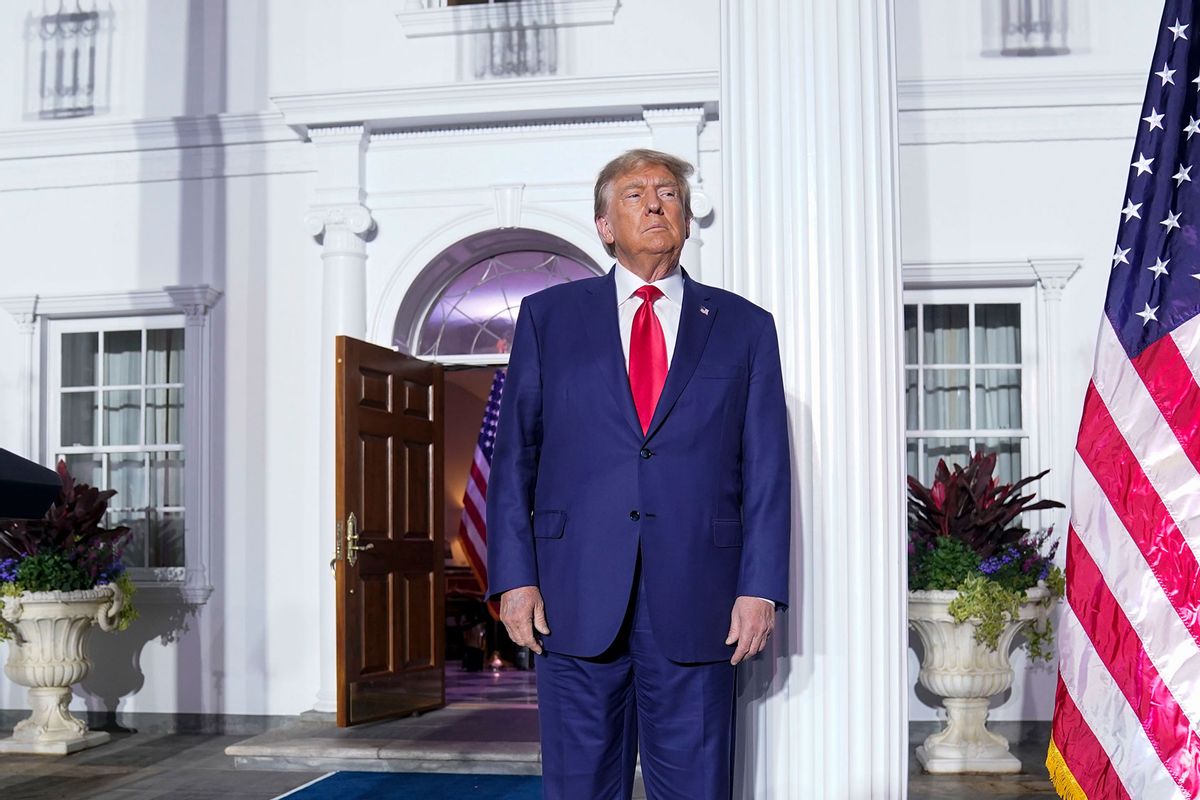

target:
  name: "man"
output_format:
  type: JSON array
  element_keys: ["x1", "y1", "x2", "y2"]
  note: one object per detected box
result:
[{"x1": 487, "y1": 149, "x2": 791, "y2": 800}]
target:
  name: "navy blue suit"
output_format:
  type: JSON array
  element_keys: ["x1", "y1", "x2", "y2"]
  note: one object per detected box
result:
[{"x1": 487, "y1": 265, "x2": 791, "y2": 798}]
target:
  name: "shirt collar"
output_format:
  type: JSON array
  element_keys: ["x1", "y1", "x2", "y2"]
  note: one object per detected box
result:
[{"x1": 613, "y1": 261, "x2": 684, "y2": 306}]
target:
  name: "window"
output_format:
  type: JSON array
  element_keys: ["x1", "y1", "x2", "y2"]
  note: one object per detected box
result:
[
  {"x1": 904, "y1": 290, "x2": 1035, "y2": 486},
  {"x1": 48, "y1": 316, "x2": 186, "y2": 579},
  {"x1": 417, "y1": 250, "x2": 596, "y2": 358}
]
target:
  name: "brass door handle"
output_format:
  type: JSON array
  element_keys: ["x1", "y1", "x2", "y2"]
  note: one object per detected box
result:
[{"x1": 345, "y1": 512, "x2": 374, "y2": 567}]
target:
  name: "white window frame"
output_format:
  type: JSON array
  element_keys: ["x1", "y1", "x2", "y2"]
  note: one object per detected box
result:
[
  {"x1": 904, "y1": 287, "x2": 1038, "y2": 486},
  {"x1": 1, "y1": 286, "x2": 220, "y2": 605},
  {"x1": 46, "y1": 314, "x2": 187, "y2": 583},
  {"x1": 903, "y1": 258, "x2": 1081, "y2": 534}
]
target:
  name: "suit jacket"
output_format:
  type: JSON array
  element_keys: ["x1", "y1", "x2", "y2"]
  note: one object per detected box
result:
[{"x1": 486, "y1": 266, "x2": 791, "y2": 663}]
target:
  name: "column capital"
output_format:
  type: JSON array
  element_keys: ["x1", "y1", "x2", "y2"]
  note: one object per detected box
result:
[
  {"x1": 304, "y1": 204, "x2": 375, "y2": 239},
  {"x1": 1031, "y1": 258, "x2": 1081, "y2": 301},
  {"x1": 165, "y1": 284, "x2": 223, "y2": 326},
  {"x1": 0, "y1": 295, "x2": 38, "y2": 333},
  {"x1": 641, "y1": 106, "x2": 706, "y2": 133}
]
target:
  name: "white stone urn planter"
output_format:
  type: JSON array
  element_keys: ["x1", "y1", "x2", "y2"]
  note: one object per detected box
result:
[
  {"x1": 908, "y1": 586, "x2": 1050, "y2": 774},
  {"x1": 0, "y1": 583, "x2": 124, "y2": 755}
]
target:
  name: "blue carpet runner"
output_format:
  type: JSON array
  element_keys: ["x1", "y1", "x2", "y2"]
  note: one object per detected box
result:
[{"x1": 277, "y1": 771, "x2": 542, "y2": 799}]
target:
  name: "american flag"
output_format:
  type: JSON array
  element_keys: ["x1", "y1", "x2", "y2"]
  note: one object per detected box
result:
[
  {"x1": 459, "y1": 369, "x2": 505, "y2": 618},
  {"x1": 1048, "y1": 2, "x2": 1200, "y2": 797}
]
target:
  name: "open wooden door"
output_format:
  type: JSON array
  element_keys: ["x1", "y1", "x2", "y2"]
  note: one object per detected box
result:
[{"x1": 334, "y1": 335, "x2": 445, "y2": 727}]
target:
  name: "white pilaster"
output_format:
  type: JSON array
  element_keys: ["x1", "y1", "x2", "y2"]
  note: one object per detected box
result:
[
  {"x1": 1031, "y1": 258, "x2": 1080, "y2": 530},
  {"x1": 305, "y1": 124, "x2": 374, "y2": 714},
  {"x1": 642, "y1": 107, "x2": 710, "y2": 282},
  {"x1": 0, "y1": 296, "x2": 39, "y2": 460},
  {"x1": 165, "y1": 285, "x2": 223, "y2": 605},
  {"x1": 721, "y1": 2, "x2": 908, "y2": 797}
]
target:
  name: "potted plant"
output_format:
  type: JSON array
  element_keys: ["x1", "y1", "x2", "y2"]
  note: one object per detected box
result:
[
  {"x1": 907, "y1": 451, "x2": 1065, "y2": 775},
  {"x1": 0, "y1": 461, "x2": 138, "y2": 754}
]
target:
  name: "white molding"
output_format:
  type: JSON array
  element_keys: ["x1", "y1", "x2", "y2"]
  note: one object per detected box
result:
[
  {"x1": 271, "y1": 71, "x2": 720, "y2": 137},
  {"x1": 0, "y1": 140, "x2": 314, "y2": 193},
  {"x1": 897, "y1": 72, "x2": 1145, "y2": 112},
  {"x1": 900, "y1": 105, "x2": 1137, "y2": 145},
  {"x1": 391, "y1": 0, "x2": 620, "y2": 37},
  {"x1": 903, "y1": 258, "x2": 1082, "y2": 289},
  {"x1": 0, "y1": 111, "x2": 297, "y2": 160},
  {"x1": 3, "y1": 289, "x2": 175, "y2": 319},
  {"x1": 369, "y1": 116, "x2": 647, "y2": 145}
]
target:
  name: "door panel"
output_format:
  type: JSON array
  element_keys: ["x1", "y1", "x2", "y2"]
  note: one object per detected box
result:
[{"x1": 335, "y1": 336, "x2": 445, "y2": 727}]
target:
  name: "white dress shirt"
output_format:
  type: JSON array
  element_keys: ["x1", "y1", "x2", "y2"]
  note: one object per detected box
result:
[
  {"x1": 611, "y1": 263, "x2": 775, "y2": 611},
  {"x1": 614, "y1": 260, "x2": 684, "y2": 369}
]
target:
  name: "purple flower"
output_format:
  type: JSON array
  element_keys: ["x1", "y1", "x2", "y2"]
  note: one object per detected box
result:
[{"x1": 0, "y1": 558, "x2": 19, "y2": 583}]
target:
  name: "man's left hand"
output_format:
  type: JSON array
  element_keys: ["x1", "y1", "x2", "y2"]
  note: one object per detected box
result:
[{"x1": 726, "y1": 596, "x2": 776, "y2": 665}]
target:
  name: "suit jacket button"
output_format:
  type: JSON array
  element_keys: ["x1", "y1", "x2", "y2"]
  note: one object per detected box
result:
[
  {"x1": 639, "y1": 448, "x2": 652, "y2": 459},
  {"x1": 629, "y1": 510, "x2": 640, "y2": 521}
]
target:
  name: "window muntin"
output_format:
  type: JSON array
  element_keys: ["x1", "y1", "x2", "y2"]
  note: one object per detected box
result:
[
  {"x1": 904, "y1": 295, "x2": 1032, "y2": 486},
  {"x1": 416, "y1": 249, "x2": 596, "y2": 358},
  {"x1": 50, "y1": 318, "x2": 185, "y2": 575}
]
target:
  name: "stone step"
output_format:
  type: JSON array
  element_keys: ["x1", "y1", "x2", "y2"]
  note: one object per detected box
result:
[{"x1": 225, "y1": 703, "x2": 541, "y2": 775}]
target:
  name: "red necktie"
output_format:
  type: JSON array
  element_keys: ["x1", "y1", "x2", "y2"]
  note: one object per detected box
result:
[{"x1": 629, "y1": 285, "x2": 667, "y2": 434}]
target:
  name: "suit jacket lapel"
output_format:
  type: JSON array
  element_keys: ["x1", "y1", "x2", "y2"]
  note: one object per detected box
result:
[
  {"x1": 580, "y1": 269, "x2": 644, "y2": 438},
  {"x1": 645, "y1": 272, "x2": 715, "y2": 441}
]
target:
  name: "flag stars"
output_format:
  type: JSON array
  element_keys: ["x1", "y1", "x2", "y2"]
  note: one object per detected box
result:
[
  {"x1": 1149, "y1": 257, "x2": 1170, "y2": 278},
  {"x1": 1157, "y1": 63, "x2": 1177, "y2": 85},
  {"x1": 1162, "y1": 210, "x2": 1182, "y2": 232},
  {"x1": 1171, "y1": 19, "x2": 1190, "y2": 40},
  {"x1": 1121, "y1": 199, "x2": 1143, "y2": 221},
  {"x1": 1175, "y1": 164, "x2": 1193, "y2": 186},
  {"x1": 1132, "y1": 153, "x2": 1155, "y2": 175},
  {"x1": 1186, "y1": 118, "x2": 1200, "y2": 139},
  {"x1": 1136, "y1": 302, "x2": 1160, "y2": 325},
  {"x1": 1144, "y1": 108, "x2": 1165, "y2": 131},
  {"x1": 1113, "y1": 245, "x2": 1131, "y2": 267}
]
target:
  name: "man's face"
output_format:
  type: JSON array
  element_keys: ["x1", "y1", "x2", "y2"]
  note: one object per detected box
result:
[{"x1": 595, "y1": 163, "x2": 691, "y2": 264}]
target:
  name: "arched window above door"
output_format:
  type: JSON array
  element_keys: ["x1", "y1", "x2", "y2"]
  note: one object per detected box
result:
[{"x1": 394, "y1": 228, "x2": 602, "y2": 362}]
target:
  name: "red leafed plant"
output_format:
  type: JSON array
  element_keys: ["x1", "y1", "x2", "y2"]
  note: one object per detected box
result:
[
  {"x1": 907, "y1": 451, "x2": 1065, "y2": 560},
  {"x1": 0, "y1": 460, "x2": 131, "y2": 586}
]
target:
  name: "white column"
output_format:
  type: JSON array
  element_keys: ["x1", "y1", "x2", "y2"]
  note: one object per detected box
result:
[
  {"x1": 643, "y1": 107, "x2": 711, "y2": 282},
  {"x1": 721, "y1": 2, "x2": 908, "y2": 798},
  {"x1": 304, "y1": 125, "x2": 374, "y2": 714},
  {"x1": 165, "y1": 285, "x2": 223, "y2": 604}
]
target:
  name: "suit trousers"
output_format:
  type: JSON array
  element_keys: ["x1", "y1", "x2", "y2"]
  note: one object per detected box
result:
[{"x1": 535, "y1": 555, "x2": 737, "y2": 800}]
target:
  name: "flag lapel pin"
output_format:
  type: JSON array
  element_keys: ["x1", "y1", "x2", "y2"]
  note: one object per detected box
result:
[{"x1": 700, "y1": 305, "x2": 710, "y2": 315}]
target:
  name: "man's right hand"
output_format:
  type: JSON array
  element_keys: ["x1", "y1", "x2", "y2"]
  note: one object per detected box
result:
[{"x1": 499, "y1": 586, "x2": 550, "y2": 655}]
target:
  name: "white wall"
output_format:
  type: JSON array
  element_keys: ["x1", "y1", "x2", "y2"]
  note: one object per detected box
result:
[
  {"x1": 0, "y1": 0, "x2": 1158, "y2": 726},
  {"x1": 0, "y1": 0, "x2": 723, "y2": 717},
  {"x1": 896, "y1": 1, "x2": 1159, "y2": 721}
]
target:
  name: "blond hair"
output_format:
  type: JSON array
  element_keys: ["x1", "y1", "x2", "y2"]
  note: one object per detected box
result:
[{"x1": 593, "y1": 149, "x2": 694, "y2": 257}]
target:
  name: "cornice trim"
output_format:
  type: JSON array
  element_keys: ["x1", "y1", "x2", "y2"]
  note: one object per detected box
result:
[
  {"x1": 0, "y1": 286, "x2": 224, "y2": 320},
  {"x1": 0, "y1": 111, "x2": 298, "y2": 162},
  {"x1": 271, "y1": 71, "x2": 720, "y2": 136},
  {"x1": 897, "y1": 72, "x2": 1145, "y2": 111},
  {"x1": 903, "y1": 258, "x2": 1083, "y2": 289}
]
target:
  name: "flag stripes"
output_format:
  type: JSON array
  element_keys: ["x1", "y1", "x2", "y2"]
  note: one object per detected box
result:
[
  {"x1": 1076, "y1": 385, "x2": 1200, "y2": 646},
  {"x1": 1067, "y1": 525, "x2": 1200, "y2": 795},
  {"x1": 457, "y1": 369, "x2": 506, "y2": 618},
  {"x1": 1049, "y1": 677, "x2": 1130, "y2": 800},
  {"x1": 1071, "y1": 461, "x2": 1200, "y2": 725},
  {"x1": 1057, "y1": 605, "x2": 1185, "y2": 799}
]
